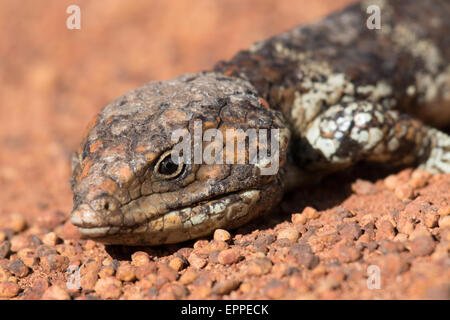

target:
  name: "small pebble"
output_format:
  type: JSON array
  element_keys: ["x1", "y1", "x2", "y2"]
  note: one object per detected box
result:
[
  {"x1": 9, "y1": 214, "x2": 27, "y2": 233},
  {"x1": 135, "y1": 262, "x2": 157, "y2": 280},
  {"x1": 80, "y1": 261, "x2": 101, "y2": 291},
  {"x1": 408, "y1": 235, "x2": 435, "y2": 257},
  {"x1": 335, "y1": 206, "x2": 354, "y2": 220},
  {"x1": 254, "y1": 234, "x2": 276, "y2": 247},
  {"x1": 99, "y1": 265, "x2": 115, "y2": 278},
  {"x1": 339, "y1": 223, "x2": 362, "y2": 240},
  {"x1": 94, "y1": 277, "x2": 122, "y2": 299},
  {"x1": 437, "y1": 205, "x2": 450, "y2": 216},
  {"x1": 42, "y1": 285, "x2": 71, "y2": 300},
  {"x1": 208, "y1": 240, "x2": 229, "y2": 252},
  {"x1": 376, "y1": 220, "x2": 396, "y2": 241},
  {"x1": 40, "y1": 254, "x2": 69, "y2": 273},
  {"x1": 60, "y1": 220, "x2": 82, "y2": 240},
  {"x1": 352, "y1": 179, "x2": 377, "y2": 195},
  {"x1": 408, "y1": 169, "x2": 430, "y2": 188},
  {"x1": 379, "y1": 240, "x2": 405, "y2": 254},
  {"x1": 291, "y1": 213, "x2": 307, "y2": 225},
  {"x1": 213, "y1": 229, "x2": 231, "y2": 242},
  {"x1": 217, "y1": 249, "x2": 240, "y2": 265},
  {"x1": 0, "y1": 231, "x2": 6, "y2": 243},
  {"x1": 31, "y1": 278, "x2": 50, "y2": 295},
  {"x1": 116, "y1": 262, "x2": 136, "y2": 282},
  {"x1": 83, "y1": 240, "x2": 97, "y2": 250},
  {"x1": 288, "y1": 244, "x2": 319, "y2": 269},
  {"x1": 0, "y1": 266, "x2": 11, "y2": 282},
  {"x1": 333, "y1": 242, "x2": 362, "y2": 263},
  {"x1": 80, "y1": 269, "x2": 100, "y2": 291},
  {"x1": 366, "y1": 241, "x2": 378, "y2": 251},
  {"x1": 178, "y1": 269, "x2": 198, "y2": 285},
  {"x1": 423, "y1": 212, "x2": 440, "y2": 228},
  {"x1": 409, "y1": 227, "x2": 431, "y2": 240},
  {"x1": 0, "y1": 240, "x2": 11, "y2": 259},
  {"x1": 302, "y1": 207, "x2": 320, "y2": 220},
  {"x1": 101, "y1": 257, "x2": 113, "y2": 267},
  {"x1": 131, "y1": 251, "x2": 150, "y2": 267},
  {"x1": 393, "y1": 233, "x2": 408, "y2": 242},
  {"x1": 57, "y1": 245, "x2": 78, "y2": 259},
  {"x1": 316, "y1": 277, "x2": 340, "y2": 294},
  {"x1": 29, "y1": 235, "x2": 42, "y2": 248},
  {"x1": 190, "y1": 284, "x2": 212, "y2": 299},
  {"x1": 36, "y1": 210, "x2": 67, "y2": 229},
  {"x1": 277, "y1": 227, "x2": 299, "y2": 243},
  {"x1": 440, "y1": 228, "x2": 450, "y2": 242},
  {"x1": 438, "y1": 215, "x2": 450, "y2": 228},
  {"x1": 394, "y1": 184, "x2": 415, "y2": 200},
  {"x1": 36, "y1": 245, "x2": 58, "y2": 257},
  {"x1": 0, "y1": 281, "x2": 20, "y2": 298},
  {"x1": 157, "y1": 264, "x2": 178, "y2": 282},
  {"x1": 121, "y1": 286, "x2": 144, "y2": 300},
  {"x1": 384, "y1": 174, "x2": 399, "y2": 190},
  {"x1": 169, "y1": 256, "x2": 187, "y2": 271},
  {"x1": 27, "y1": 225, "x2": 44, "y2": 236},
  {"x1": 240, "y1": 282, "x2": 252, "y2": 294},
  {"x1": 432, "y1": 242, "x2": 450, "y2": 260},
  {"x1": 8, "y1": 276, "x2": 18, "y2": 284},
  {"x1": 17, "y1": 248, "x2": 38, "y2": 268},
  {"x1": 377, "y1": 253, "x2": 410, "y2": 276},
  {"x1": 208, "y1": 251, "x2": 220, "y2": 264},
  {"x1": 188, "y1": 253, "x2": 207, "y2": 269},
  {"x1": 82, "y1": 259, "x2": 102, "y2": 273},
  {"x1": 176, "y1": 247, "x2": 193, "y2": 258},
  {"x1": 10, "y1": 235, "x2": 31, "y2": 252},
  {"x1": 7, "y1": 260, "x2": 29, "y2": 278},
  {"x1": 396, "y1": 217, "x2": 415, "y2": 235},
  {"x1": 211, "y1": 279, "x2": 240, "y2": 295},
  {"x1": 159, "y1": 283, "x2": 188, "y2": 299},
  {"x1": 42, "y1": 232, "x2": 60, "y2": 246},
  {"x1": 264, "y1": 280, "x2": 287, "y2": 299},
  {"x1": 246, "y1": 257, "x2": 272, "y2": 276},
  {"x1": 193, "y1": 239, "x2": 209, "y2": 250}
]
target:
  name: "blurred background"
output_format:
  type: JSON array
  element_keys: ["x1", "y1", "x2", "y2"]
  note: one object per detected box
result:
[{"x1": 0, "y1": 0, "x2": 355, "y2": 220}]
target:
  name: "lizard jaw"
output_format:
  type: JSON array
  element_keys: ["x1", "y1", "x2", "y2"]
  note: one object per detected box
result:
[{"x1": 71, "y1": 189, "x2": 262, "y2": 245}]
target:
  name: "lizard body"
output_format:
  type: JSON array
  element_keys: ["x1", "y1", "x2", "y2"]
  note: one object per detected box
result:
[{"x1": 70, "y1": 0, "x2": 450, "y2": 245}]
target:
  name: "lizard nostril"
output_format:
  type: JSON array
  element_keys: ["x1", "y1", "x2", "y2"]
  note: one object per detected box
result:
[{"x1": 89, "y1": 196, "x2": 118, "y2": 213}]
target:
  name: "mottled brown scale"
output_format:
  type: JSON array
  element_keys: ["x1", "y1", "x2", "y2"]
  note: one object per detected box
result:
[{"x1": 71, "y1": 0, "x2": 450, "y2": 245}]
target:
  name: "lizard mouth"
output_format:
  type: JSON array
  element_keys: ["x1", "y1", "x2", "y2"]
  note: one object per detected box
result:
[{"x1": 71, "y1": 189, "x2": 261, "y2": 243}]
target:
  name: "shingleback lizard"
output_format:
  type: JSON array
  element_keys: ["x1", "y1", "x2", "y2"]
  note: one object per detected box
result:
[{"x1": 70, "y1": 0, "x2": 450, "y2": 245}]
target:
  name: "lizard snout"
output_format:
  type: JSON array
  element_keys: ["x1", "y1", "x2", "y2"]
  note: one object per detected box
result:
[
  {"x1": 71, "y1": 203, "x2": 104, "y2": 228},
  {"x1": 71, "y1": 195, "x2": 123, "y2": 237}
]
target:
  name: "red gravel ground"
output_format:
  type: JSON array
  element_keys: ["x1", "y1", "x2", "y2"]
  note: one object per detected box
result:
[{"x1": 0, "y1": 0, "x2": 449, "y2": 300}]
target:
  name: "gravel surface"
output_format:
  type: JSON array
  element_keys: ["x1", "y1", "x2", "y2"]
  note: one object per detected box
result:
[
  {"x1": 0, "y1": 0, "x2": 448, "y2": 300},
  {"x1": 0, "y1": 168, "x2": 449, "y2": 299}
]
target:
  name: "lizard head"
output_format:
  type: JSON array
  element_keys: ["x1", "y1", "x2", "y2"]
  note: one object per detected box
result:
[{"x1": 70, "y1": 72, "x2": 290, "y2": 245}]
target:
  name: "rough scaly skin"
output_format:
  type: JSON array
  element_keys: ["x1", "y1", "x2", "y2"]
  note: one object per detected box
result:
[{"x1": 70, "y1": 0, "x2": 450, "y2": 245}]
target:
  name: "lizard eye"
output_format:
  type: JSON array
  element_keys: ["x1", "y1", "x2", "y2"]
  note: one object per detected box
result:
[{"x1": 154, "y1": 150, "x2": 185, "y2": 179}]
